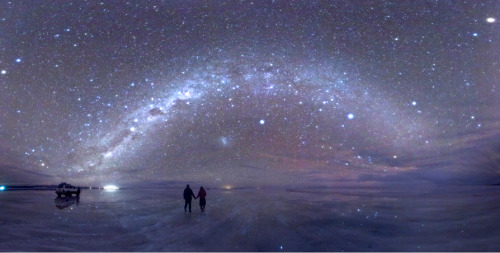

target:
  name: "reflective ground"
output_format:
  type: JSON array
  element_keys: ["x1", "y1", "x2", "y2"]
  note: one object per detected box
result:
[{"x1": 1, "y1": 186, "x2": 499, "y2": 251}]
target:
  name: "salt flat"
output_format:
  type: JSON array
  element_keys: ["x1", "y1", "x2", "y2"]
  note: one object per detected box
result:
[{"x1": 0, "y1": 186, "x2": 499, "y2": 251}]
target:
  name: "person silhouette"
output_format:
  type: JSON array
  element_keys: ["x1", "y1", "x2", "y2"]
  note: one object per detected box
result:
[
  {"x1": 183, "y1": 184, "x2": 196, "y2": 212},
  {"x1": 196, "y1": 186, "x2": 207, "y2": 212}
]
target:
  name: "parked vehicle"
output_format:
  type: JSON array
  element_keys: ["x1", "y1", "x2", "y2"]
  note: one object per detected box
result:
[{"x1": 55, "y1": 182, "x2": 80, "y2": 197}]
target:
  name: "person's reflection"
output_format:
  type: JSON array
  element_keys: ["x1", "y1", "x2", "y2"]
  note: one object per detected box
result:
[{"x1": 54, "y1": 196, "x2": 80, "y2": 209}]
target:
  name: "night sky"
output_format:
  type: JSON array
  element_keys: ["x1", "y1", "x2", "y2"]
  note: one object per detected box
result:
[{"x1": 1, "y1": 0, "x2": 499, "y2": 188}]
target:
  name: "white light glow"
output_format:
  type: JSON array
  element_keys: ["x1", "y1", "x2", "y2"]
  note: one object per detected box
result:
[
  {"x1": 221, "y1": 136, "x2": 229, "y2": 146},
  {"x1": 104, "y1": 185, "x2": 119, "y2": 191}
]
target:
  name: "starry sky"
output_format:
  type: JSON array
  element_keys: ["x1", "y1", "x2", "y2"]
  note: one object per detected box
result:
[{"x1": 1, "y1": 0, "x2": 499, "y2": 187}]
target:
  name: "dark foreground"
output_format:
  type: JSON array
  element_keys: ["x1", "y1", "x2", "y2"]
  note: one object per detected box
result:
[{"x1": 0, "y1": 186, "x2": 499, "y2": 251}]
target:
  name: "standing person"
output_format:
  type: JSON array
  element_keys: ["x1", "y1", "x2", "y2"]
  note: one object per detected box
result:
[
  {"x1": 196, "y1": 186, "x2": 207, "y2": 212},
  {"x1": 183, "y1": 184, "x2": 195, "y2": 212}
]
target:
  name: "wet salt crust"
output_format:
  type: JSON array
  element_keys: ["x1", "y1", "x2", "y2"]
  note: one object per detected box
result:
[{"x1": 0, "y1": 186, "x2": 499, "y2": 251}]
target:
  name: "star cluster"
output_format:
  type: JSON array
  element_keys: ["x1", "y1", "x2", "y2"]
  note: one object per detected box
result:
[{"x1": 1, "y1": 1, "x2": 499, "y2": 186}]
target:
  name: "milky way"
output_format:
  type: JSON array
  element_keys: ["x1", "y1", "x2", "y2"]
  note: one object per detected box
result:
[{"x1": 1, "y1": 1, "x2": 499, "y2": 187}]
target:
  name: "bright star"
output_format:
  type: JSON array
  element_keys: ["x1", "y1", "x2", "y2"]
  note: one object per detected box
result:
[
  {"x1": 259, "y1": 119, "x2": 265, "y2": 125},
  {"x1": 0, "y1": 186, "x2": 5, "y2": 191},
  {"x1": 1, "y1": 70, "x2": 6, "y2": 75},
  {"x1": 130, "y1": 127, "x2": 136, "y2": 132},
  {"x1": 347, "y1": 113, "x2": 354, "y2": 120},
  {"x1": 487, "y1": 17, "x2": 496, "y2": 23},
  {"x1": 412, "y1": 101, "x2": 417, "y2": 106},
  {"x1": 15, "y1": 58, "x2": 21, "y2": 63}
]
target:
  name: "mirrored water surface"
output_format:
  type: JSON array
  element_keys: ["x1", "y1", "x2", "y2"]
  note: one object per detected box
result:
[{"x1": 1, "y1": 186, "x2": 499, "y2": 251}]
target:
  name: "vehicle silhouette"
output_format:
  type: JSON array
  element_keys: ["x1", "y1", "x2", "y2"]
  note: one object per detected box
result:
[{"x1": 55, "y1": 182, "x2": 81, "y2": 197}]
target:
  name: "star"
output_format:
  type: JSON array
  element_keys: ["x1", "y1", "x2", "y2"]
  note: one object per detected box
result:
[{"x1": 0, "y1": 0, "x2": 497, "y2": 200}]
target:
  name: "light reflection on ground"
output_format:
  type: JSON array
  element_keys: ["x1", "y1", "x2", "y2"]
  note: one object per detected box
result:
[{"x1": 0, "y1": 186, "x2": 499, "y2": 251}]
